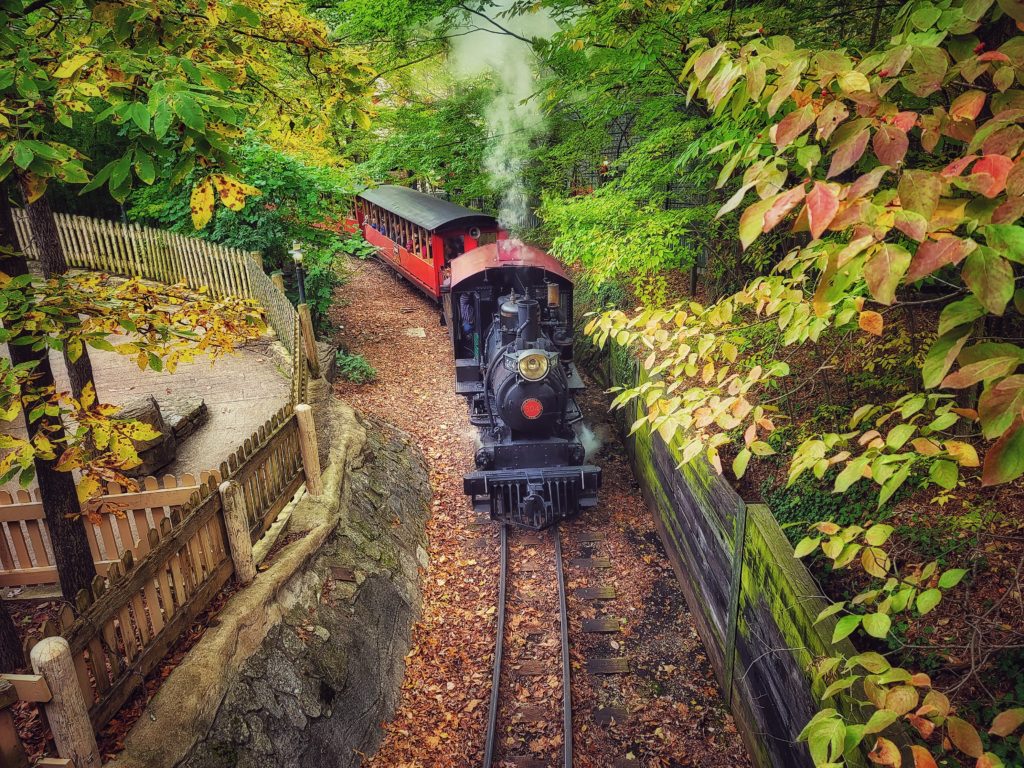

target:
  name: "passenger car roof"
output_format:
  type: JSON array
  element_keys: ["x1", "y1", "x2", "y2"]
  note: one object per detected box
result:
[{"x1": 357, "y1": 185, "x2": 498, "y2": 232}]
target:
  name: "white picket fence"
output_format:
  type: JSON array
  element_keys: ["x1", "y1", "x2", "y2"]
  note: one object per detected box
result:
[{"x1": 12, "y1": 211, "x2": 298, "y2": 353}]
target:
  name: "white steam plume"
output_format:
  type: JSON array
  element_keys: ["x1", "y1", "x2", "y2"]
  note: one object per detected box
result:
[{"x1": 448, "y1": 3, "x2": 556, "y2": 229}]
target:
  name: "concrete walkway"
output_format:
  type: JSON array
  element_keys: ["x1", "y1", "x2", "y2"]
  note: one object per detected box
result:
[{"x1": 3, "y1": 334, "x2": 292, "y2": 481}]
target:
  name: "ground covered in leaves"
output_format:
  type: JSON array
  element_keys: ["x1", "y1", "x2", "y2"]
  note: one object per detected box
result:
[{"x1": 329, "y1": 257, "x2": 749, "y2": 767}]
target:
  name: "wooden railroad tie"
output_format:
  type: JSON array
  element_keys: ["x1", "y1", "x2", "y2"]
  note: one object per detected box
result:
[
  {"x1": 513, "y1": 704, "x2": 548, "y2": 723},
  {"x1": 511, "y1": 758, "x2": 546, "y2": 768},
  {"x1": 519, "y1": 559, "x2": 544, "y2": 572},
  {"x1": 582, "y1": 617, "x2": 620, "y2": 633},
  {"x1": 577, "y1": 530, "x2": 606, "y2": 542},
  {"x1": 585, "y1": 657, "x2": 629, "y2": 675},
  {"x1": 570, "y1": 556, "x2": 611, "y2": 569},
  {"x1": 514, "y1": 660, "x2": 547, "y2": 676},
  {"x1": 593, "y1": 706, "x2": 629, "y2": 726},
  {"x1": 519, "y1": 534, "x2": 545, "y2": 546},
  {"x1": 575, "y1": 585, "x2": 616, "y2": 600}
]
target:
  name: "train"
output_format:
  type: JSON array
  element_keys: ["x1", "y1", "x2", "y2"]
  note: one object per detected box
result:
[{"x1": 346, "y1": 186, "x2": 601, "y2": 529}]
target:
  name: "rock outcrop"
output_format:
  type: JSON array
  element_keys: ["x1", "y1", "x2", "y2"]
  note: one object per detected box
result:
[{"x1": 107, "y1": 398, "x2": 431, "y2": 768}]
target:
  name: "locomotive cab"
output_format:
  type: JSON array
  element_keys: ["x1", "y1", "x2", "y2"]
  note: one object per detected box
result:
[{"x1": 444, "y1": 241, "x2": 600, "y2": 529}]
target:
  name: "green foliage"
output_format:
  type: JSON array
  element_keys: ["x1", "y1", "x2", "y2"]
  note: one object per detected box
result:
[
  {"x1": 335, "y1": 350, "x2": 377, "y2": 384},
  {"x1": 339, "y1": 233, "x2": 378, "y2": 260},
  {"x1": 130, "y1": 140, "x2": 352, "y2": 268},
  {"x1": 761, "y1": 470, "x2": 891, "y2": 547},
  {"x1": 303, "y1": 243, "x2": 347, "y2": 334}
]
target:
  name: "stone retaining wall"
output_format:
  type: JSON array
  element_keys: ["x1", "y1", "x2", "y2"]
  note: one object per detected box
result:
[
  {"x1": 107, "y1": 399, "x2": 431, "y2": 768},
  {"x1": 583, "y1": 345, "x2": 869, "y2": 768}
]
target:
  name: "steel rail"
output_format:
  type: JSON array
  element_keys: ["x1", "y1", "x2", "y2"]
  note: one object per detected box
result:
[
  {"x1": 553, "y1": 526, "x2": 573, "y2": 768},
  {"x1": 483, "y1": 523, "x2": 508, "y2": 768}
]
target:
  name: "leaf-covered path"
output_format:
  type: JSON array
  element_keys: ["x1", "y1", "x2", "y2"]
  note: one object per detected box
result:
[{"x1": 329, "y1": 257, "x2": 749, "y2": 767}]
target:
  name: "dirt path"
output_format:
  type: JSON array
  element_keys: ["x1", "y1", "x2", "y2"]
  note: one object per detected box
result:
[{"x1": 330, "y1": 256, "x2": 749, "y2": 768}]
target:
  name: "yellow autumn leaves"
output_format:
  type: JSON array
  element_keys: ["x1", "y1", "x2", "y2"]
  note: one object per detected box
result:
[{"x1": 190, "y1": 173, "x2": 262, "y2": 228}]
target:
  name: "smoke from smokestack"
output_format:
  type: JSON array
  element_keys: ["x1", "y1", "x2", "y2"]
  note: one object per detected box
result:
[{"x1": 448, "y1": 3, "x2": 556, "y2": 230}]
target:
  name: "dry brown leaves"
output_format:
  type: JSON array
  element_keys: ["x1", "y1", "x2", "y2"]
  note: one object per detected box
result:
[{"x1": 331, "y1": 258, "x2": 749, "y2": 768}]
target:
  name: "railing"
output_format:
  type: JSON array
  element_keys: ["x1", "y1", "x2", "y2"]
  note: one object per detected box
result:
[
  {"x1": 11, "y1": 211, "x2": 299, "y2": 354},
  {"x1": 18, "y1": 404, "x2": 306, "y2": 735},
  {"x1": 0, "y1": 472, "x2": 220, "y2": 590}
]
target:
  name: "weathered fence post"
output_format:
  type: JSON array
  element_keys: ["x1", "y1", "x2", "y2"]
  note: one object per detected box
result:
[
  {"x1": 219, "y1": 481, "x2": 256, "y2": 585},
  {"x1": 297, "y1": 304, "x2": 321, "y2": 379},
  {"x1": 30, "y1": 638, "x2": 100, "y2": 767},
  {"x1": 294, "y1": 404, "x2": 323, "y2": 498},
  {"x1": 270, "y1": 271, "x2": 285, "y2": 293},
  {"x1": 0, "y1": 679, "x2": 29, "y2": 768}
]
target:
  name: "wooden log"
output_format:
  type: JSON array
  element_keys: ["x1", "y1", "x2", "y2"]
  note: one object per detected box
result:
[
  {"x1": 297, "y1": 304, "x2": 321, "y2": 378},
  {"x1": 30, "y1": 638, "x2": 100, "y2": 768},
  {"x1": 220, "y1": 481, "x2": 255, "y2": 584},
  {"x1": 294, "y1": 404, "x2": 322, "y2": 497}
]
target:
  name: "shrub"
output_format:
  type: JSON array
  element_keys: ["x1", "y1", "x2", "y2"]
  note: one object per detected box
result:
[{"x1": 335, "y1": 350, "x2": 376, "y2": 384}]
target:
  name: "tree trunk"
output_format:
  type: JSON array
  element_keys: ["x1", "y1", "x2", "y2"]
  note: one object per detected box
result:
[
  {"x1": 17, "y1": 181, "x2": 96, "y2": 402},
  {"x1": 0, "y1": 600, "x2": 23, "y2": 673},
  {"x1": 1, "y1": 189, "x2": 97, "y2": 601}
]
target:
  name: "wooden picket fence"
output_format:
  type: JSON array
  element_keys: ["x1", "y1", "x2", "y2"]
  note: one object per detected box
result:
[
  {"x1": 11, "y1": 210, "x2": 299, "y2": 354},
  {"x1": 0, "y1": 473, "x2": 221, "y2": 591},
  {"x1": 15, "y1": 403, "x2": 305, "y2": 739}
]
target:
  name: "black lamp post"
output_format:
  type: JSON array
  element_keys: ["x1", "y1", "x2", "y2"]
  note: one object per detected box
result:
[{"x1": 290, "y1": 241, "x2": 306, "y2": 304}]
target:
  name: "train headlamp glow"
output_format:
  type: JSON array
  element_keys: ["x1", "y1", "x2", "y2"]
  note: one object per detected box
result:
[{"x1": 518, "y1": 352, "x2": 549, "y2": 381}]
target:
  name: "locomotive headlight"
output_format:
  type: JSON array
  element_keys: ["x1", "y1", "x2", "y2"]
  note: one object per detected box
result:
[{"x1": 518, "y1": 352, "x2": 549, "y2": 381}]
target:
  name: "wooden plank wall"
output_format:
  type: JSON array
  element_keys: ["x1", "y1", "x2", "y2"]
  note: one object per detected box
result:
[
  {"x1": 11, "y1": 210, "x2": 297, "y2": 350},
  {"x1": 611, "y1": 356, "x2": 868, "y2": 768},
  {"x1": 0, "y1": 473, "x2": 221, "y2": 590}
]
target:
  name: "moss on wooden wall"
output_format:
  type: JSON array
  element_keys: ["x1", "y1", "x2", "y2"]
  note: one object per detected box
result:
[{"x1": 593, "y1": 345, "x2": 871, "y2": 768}]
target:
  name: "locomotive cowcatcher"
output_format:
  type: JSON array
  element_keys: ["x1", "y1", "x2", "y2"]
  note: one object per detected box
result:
[{"x1": 442, "y1": 239, "x2": 601, "y2": 529}]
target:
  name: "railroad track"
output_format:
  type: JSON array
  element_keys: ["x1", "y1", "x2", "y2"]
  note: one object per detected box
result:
[{"x1": 483, "y1": 524, "x2": 573, "y2": 768}]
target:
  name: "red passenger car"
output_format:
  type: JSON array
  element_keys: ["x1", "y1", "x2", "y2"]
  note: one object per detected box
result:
[{"x1": 347, "y1": 185, "x2": 500, "y2": 300}]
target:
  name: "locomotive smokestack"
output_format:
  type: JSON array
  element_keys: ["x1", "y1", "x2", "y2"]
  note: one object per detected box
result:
[{"x1": 517, "y1": 298, "x2": 540, "y2": 348}]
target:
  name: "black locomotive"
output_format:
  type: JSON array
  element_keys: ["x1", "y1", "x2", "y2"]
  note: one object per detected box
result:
[{"x1": 442, "y1": 239, "x2": 601, "y2": 529}]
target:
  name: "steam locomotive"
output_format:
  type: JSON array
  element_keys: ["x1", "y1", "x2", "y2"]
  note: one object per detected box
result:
[
  {"x1": 441, "y1": 241, "x2": 601, "y2": 529},
  {"x1": 348, "y1": 186, "x2": 600, "y2": 529}
]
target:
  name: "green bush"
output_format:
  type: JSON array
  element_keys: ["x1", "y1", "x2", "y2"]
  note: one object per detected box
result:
[
  {"x1": 761, "y1": 469, "x2": 898, "y2": 546},
  {"x1": 335, "y1": 350, "x2": 377, "y2": 384},
  {"x1": 129, "y1": 138, "x2": 353, "y2": 334},
  {"x1": 338, "y1": 233, "x2": 378, "y2": 260}
]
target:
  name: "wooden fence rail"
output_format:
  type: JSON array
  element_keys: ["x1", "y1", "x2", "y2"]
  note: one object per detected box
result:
[
  {"x1": 11, "y1": 210, "x2": 298, "y2": 353},
  {"x1": 17, "y1": 403, "x2": 307, "y2": 736},
  {"x1": 0, "y1": 472, "x2": 221, "y2": 590}
]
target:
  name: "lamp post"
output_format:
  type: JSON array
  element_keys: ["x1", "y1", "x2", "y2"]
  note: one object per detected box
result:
[{"x1": 289, "y1": 241, "x2": 306, "y2": 304}]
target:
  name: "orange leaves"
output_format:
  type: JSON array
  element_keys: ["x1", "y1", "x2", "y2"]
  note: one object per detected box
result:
[
  {"x1": 906, "y1": 237, "x2": 975, "y2": 283},
  {"x1": 950, "y1": 90, "x2": 987, "y2": 122},
  {"x1": 806, "y1": 181, "x2": 840, "y2": 239},
  {"x1": 947, "y1": 717, "x2": 985, "y2": 758},
  {"x1": 858, "y1": 310, "x2": 884, "y2": 336},
  {"x1": 873, "y1": 124, "x2": 909, "y2": 167},
  {"x1": 868, "y1": 736, "x2": 902, "y2": 766},
  {"x1": 909, "y1": 745, "x2": 938, "y2": 768}
]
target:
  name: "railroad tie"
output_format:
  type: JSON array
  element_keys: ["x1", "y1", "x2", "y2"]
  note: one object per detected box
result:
[
  {"x1": 510, "y1": 757, "x2": 546, "y2": 768},
  {"x1": 570, "y1": 556, "x2": 611, "y2": 569},
  {"x1": 593, "y1": 706, "x2": 629, "y2": 726},
  {"x1": 514, "y1": 660, "x2": 548, "y2": 676},
  {"x1": 577, "y1": 530, "x2": 606, "y2": 542},
  {"x1": 585, "y1": 657, "x2": 629, "y2": 674},
  {"x1": 582, "y1": 617, "x2": 620, "y2": 633},
  {"x1": 575, "y1": 585, "x2": 616, "y2": 600},
  {"x1": 513, "y1": 704, "x2": 548, "y2": 723}
]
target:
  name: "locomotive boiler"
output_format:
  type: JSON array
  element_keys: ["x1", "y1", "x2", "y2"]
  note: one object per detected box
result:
[{"x1": 442, "y1": 240, "x2": 601, "y2": 529}]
